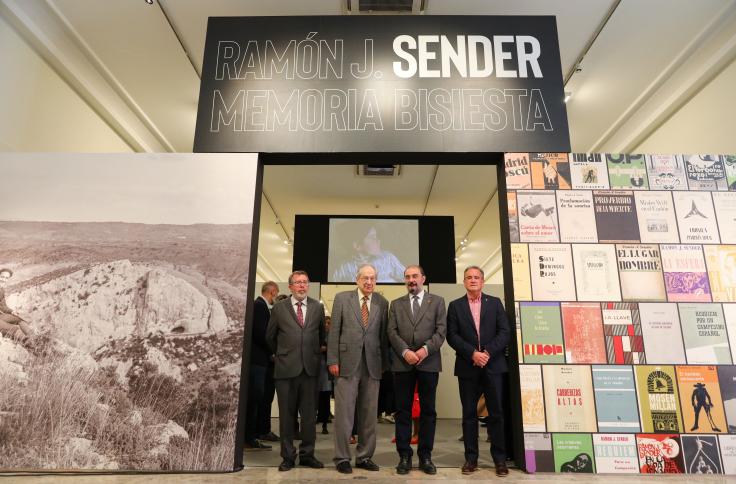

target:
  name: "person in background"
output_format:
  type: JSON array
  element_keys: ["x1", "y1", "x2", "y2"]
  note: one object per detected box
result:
[
  {"x1": 317, "y1": 315, "x2": 333, "y2": 435},
  {"x1": 0, "y1": 268, "x2": 34, "y2": 343},
  {"x1": 332, "y1": 224, "x2": 405, "y2": 283}
]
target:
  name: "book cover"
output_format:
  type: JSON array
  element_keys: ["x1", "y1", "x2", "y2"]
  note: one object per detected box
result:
[
  {"x1": 556, "y1": 190, "x2": 598, "y2": 243},
  {"x1": 635, "y1": 365, "x2": 683, "y2": 433},
  {"x1": 617, "y1": 244, "x2": 667, "y2": 301},
  {"x1": 511, "y1": 243, "x2": 532, "y2": 301},
  {"x1": 703, "y1": 245, "x2": 736, "y2": 302},
  {"x1": 634, "y1": 191, "x2": 680, "y2": 243},
  {"x1": 572, "y1": 244, "x2": 621, "y2": 301},
  {"x1": 593, "y1": 190, "x2": 641, "y2": 243},
  {"x1": 660, "y1": 244, "x2": 711, "y2": 302},
  {"x1": 593, "y1": 434, "x2": 639, "y2": 473},
  {"x1": 602, "y1": 302, "x2": 645, "y2": 364},
  {"x1": 553, "y1": 433, "x2": 595, "y2": 473},
  {"x1": 673, "y1": 191, "x2": 720, "y2": 244},
  {"x1": 638, "y1": 303, "x2": 686, "y2": 364},
  {"x1": 726, "y1": 154, "x2": 736, "y2": 191},
  {"x1": 543, "y1": 365, "x2": 597, "y2": 433},
  {"x1": 517, "y1": 190, "x2": 559, "y2": 242},
  {"x1": 647, "y1": 154, "x2": 688, "y2": 191},
  {"x1": 606, "y1": 153, "x2": 649, "y2": 190},
  {"x1": 520, "y1": 302, "x2": 564, "y2": 363},
  {"x1": 524, "y1": 433, "x2": 555, "y2": 473},
  {"x1": 515, "y1": 302, "x2": 523, "y2": 363},
  {"x1": 712, "y1": 192, "x2": 736, "y2": 243},
  {"x1": 636, "y1": 433, "x2": 685, "y2": 473},
  {"x1": 678, "y1": 303, "x2": 731, "y2": 364},
  {"x1": 569, "y1": 152, "x2": 610, "y2": 189},
  {"x1": 677, "y1": 365, "x2": 727, "y2": 434},
  {"x1": 520, "y1": 364, "x2": 546, "y2": 431},
  {"x1": 681, "y1": 435, "x2": 722, "y2": 474},
  {"x1": 528, "y1": 244, "x2": 576, "y2": 301},
  {"x1": 504, "y1": 152, "x2": 532, "y2": 189},
  {"x1": 725, "y1": 304, "x2": 736, "y2": 366},
  {"x1": 530, "y1": 152, "x2": 571, "y2": 190},
  {"x1": 592, "y1": 365, "x2": 641, "y2": 433},
  {"x1": 561, "y1": 303, "x2": 606, "y2": 363},
  {"x1": 717, "y1": 366, "x2": 736, "y2": 434},
  {"x1": 719, "y1": 435, "x2": 736, "y2": 474},
  {"x1": 507, "y1": 190, "x2": 519, "y2": 242},
  {"x1": 683, "y1": 154, "x2": 728, "y2": 191}
]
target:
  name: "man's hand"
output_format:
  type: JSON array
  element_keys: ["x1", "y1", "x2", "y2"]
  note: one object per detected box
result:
[
  {"x1": 415, "y1": 347, "x2": 428, "y2": 363},
  {"x1": 404, "y1": 350, "x2": 420, "y2": 365},
  {"x1": 472, "y1": 350, "x2": 490, "y2": 367},
  {"x1": 329, "y1": 364, "x2": 340, "y2": 377}
]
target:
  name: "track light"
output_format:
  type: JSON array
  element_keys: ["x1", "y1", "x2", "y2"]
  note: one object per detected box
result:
[{"x1": 564, "y1": 91, "x2": 572, "y2": 103}]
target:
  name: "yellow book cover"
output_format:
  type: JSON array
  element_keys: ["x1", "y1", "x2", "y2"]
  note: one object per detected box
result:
[
  {"x1": 676, "y1": 365, "x2": 727, "y2": 434},
  {"x1": 511, "y1": 243, "x2": 532, "y2": 301}
]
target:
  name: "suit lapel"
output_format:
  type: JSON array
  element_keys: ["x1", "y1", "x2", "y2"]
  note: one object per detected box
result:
[
  {"x1": 366, "y1": 296, "x2": 380, "y2": 330},
  {"x1": 414, "y1": 293, "x2": 431, "y2": 325},
  {"x1": 352, "y1": 291, "x2": 366, "y2": 331},
  {"x1": 286, "y1": 299, "x2": 302, "y2": 329},
  {"x1": 479, "y1": 294, "x2": 491, "y2": 341}
]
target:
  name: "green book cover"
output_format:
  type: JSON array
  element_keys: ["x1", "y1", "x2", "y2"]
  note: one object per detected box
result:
[
  {"x1": 606, "y1": 153, "x2": 649, "y2": 189},
  {"x1": 553, "y1": 433, "x2": 596, "y2": 473},
  {"x1": 635, "y1": 365, "x2": 683, "y2": 433},
  {"x1": 520, "y1": 302, "x2": 564, "y2": 363}
]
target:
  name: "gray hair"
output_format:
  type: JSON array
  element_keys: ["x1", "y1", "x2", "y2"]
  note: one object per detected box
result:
[
  {"x1": 356, "y1": 263, "x2": 378, "y2": 279},
  {"x1": 288, "y1": 270, "x2": 309, "y2": 285},
  {"x1": 261, "y1": 281, "x2": 278, "y2": 294},
  {"x1": 463, "y1": 265, "x2": 485, "y2": 279}
]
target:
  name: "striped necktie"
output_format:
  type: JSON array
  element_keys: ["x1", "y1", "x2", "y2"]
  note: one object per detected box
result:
[{"x1": 361, "y1": 296, "x2": 369, "y2": 327}]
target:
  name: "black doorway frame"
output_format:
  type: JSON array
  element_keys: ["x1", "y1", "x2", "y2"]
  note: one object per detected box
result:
[{"x1": 234, "y1": 151, "x2": 525, "y2": 472}]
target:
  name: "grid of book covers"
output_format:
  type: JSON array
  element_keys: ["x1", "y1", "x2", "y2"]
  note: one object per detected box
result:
[{"x1": 506, "y1": 152, "x2": 736, "y2": 475}]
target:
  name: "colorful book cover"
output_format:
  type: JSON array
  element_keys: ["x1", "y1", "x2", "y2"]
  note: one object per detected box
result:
[
  {"x1": 647, "y1": 154, "x2": 688, "y2": 190},
  {"x1": 634, "y1": 191, "x2": 680, "y2": 243},
  {"x1": 678, "y1": 303, "x2": 731, "y2": 364},
  {"x1": 712, "y1": 192, "x2": 736, "y2": 243},
  {"x1": 520, "y1": 302, "x2": 564, "y2": 363},
  {"x1": 717, "y1": 366, "x2": 736, "y2": 434},
  {"x1": 726, "y1": 154, "x2": 736, "y2": 191},
  {"x1": 602, "y1": 302, "x2": 645, "y2": 364},
  {"x1": 683, "y1": 154, "x2": 728, "y2": 191},
  {"x1": 636, "y1": 433, "x2": 685, "y2": 473},
  {"x1": 517, "y1": 190, "x2": 559, "y2": 242},
  {"x1": 553, "y1": 433, "x2": 595, "y2": 473},
  {"x1": 507, "y1": 190, "x2": 519, "y2": 242},
  {"x1": 593, "y1": 190, "x2": 641, "y2": 243},
  {"x1": 515, "y1": 302, "x2": 523, "y2": 363},
  {"x1": 606, "y1": 153, "x2": 649, "y2": 189},
  {"x1": 718, "y1": 435, "x2": 736, "y2": 474},
  {"x1": 530, "y1": 152, "x2": 571, "y2": 189},
  {"x1": 616, "y1": 244, "x2": 667, "y2": 301},
  {"x1": 677, "y1": 366, "x2": 727, "y2": 434},
  {"x1": 528, "y1": 244, "x2": 576, "y2": 301},
  {"x1": 543, "y1": 365, "x2": 597, "y2": 433},
  {"x1": 511, "y1": 243, "x2": 531, "y2": 301},
  {"x1": 592, "y1": 365, "x2": 641, "y2": 433},
  {"x1": 681, "y1": 435, "x2": 722, "y2": 474},
  {"x1": 673, "y1": 191, "x2": 720, "y2": 244},
  {"x1": 725, "y1": 304, "x2": 736, "y2": 365},
  {"x1": 556, "y1": 190, "x2": 598, "y2": 243},
  {"x1": 561, "y1": 303, "x2": 606, "y2": 363},
  {"x1": 660, "y1": 244, "x2": 711, "y2": 302},
  {"x1": 520, "y1": 364, "x2": 545, "y2": 431},
  {"x1": 504, "y1": 152, "x2": 532, "y2": 189},
  {"x1": 703, "y1": 245, "x2": 736, "y2": 302},
  {"x1": 572, "y1": 244, "x2": 621, "y2": 301},
  {"x1": 524, "y1": 433, "x2": 555, "y2": 473},
  {"x1": 593, "y1": 434, "x2": 639, "y2": 473},
  {"x1": 569, "y1": 152, "x2": 610, "y2": 189},
  {"x1": 635, "y1": 365, "x2": 683, "y2": 433},
  {"x1": 638, "y1": 303, "x2": 686, "y2": 364}
]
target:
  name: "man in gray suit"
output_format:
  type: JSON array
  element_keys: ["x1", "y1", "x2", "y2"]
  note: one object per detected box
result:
[
  {"x1": 327, "y1": 263, "x2": 389, "y2": 474},
  {"x1": 387, "y1": 265, "x2": 446, "y2": 475},
  {"x1": 266, "y1": 270, "x2": 325, "y2": 471}
]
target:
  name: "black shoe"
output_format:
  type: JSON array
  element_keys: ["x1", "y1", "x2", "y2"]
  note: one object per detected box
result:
[
  {"x1": 299, "y1": 456, "x2": 324, "y2": 469},
  {"x1": 278, "y1": 459, "x2": 295, "y2": 471},
  {"x1": 396, "y1": 455, "x2": 412, "y2": 475},
  {"x1": 321, "y1": 423, "x2": 329, "y2": 434},
  {"x1": 244, "y1": 439, "x2": 271, "y2": 451},
  {"x1": 356, "y1": 459, "x2": 380, "y2": 471},
  {"x1": 258, "y1": 432, "x2": 279, "y2": 442},
  {"x1": 336, "y1": 461, "x2": 353, "y2": 474},
  {"x1": 419, "y1": 457, "x2": 437, "y2": 475}
]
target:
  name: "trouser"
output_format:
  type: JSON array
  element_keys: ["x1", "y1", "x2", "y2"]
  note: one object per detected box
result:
[
  {"x1": 275, "y1": 371, "x2": 317, "y2": 461},
  {"x1": 459, "y1": 369, "x2": 506, "y2": 464},
  {"x1": 393, "y1": 369, "x2": 439, "y2": 459},
  {"x1": 377, "y1": 370, "x2": 395, "y2": 416},
  {"x1": 244, "y1": 364, "x2": 267, "y2": 442},
  {"x1": 317, "y1": 390, "x2": 331, "y2": 424},
  {"x1": 256, "y1": 364, "x2": 276, "y2": 436}
]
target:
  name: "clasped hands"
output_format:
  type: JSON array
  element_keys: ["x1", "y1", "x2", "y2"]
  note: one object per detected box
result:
[
  {"x1": 472, "y1": 349, "x2": 490, "y2": 368},
  {"x1": 403, "y1": 347, "x2": 428, "y2": 365}
]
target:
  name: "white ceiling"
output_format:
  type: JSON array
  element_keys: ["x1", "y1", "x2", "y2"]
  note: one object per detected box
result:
[{"x1": 2, "y1": 0, "x2": 736, "y2": 282}]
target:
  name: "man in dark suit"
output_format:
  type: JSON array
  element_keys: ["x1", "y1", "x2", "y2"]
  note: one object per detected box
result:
[
  {"x1": 328, "y1": 263, "x2": 389, "y2": 474},
  {"x1": 266, "y1": 271, "x2": 325, "y2": 471},
  {"x1": 447, "y1": 266, "x2": 510, "y2": 477},
  {"x1": 244, "y1": 281, "x2": 279, "y2": 450},
  {"x1": 387, "y1": 265, "x2": 446, "y2": 475}
]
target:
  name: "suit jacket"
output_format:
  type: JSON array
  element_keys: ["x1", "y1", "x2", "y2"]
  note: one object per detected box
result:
[
  {"x1": 249, "y1": 296, "x2": 272, "y2": 367},
  {"x1": 327, "y1": 290, "x2": 388, "y2": 380},
  {"x1": 387, "y1": 292, "x2": 446, "y2": 373},
  {"x1": 266, "y1": 296, "x2": 325, "y2": 379},
  {"x1": 446, "y1": 293, "x2": 510, "y2": 376}
]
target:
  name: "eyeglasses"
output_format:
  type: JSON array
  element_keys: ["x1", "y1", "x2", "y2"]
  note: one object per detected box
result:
[{"x1": 290, "y1": 280, "x2": 309, "y2": 286}]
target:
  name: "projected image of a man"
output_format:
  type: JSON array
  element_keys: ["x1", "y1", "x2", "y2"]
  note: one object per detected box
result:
[{"x1": 332, "y1": 225, "x2": 405, "y2": 283}]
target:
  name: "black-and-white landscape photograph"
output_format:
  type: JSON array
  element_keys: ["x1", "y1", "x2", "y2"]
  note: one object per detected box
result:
[{"x1": 0, "y1": 153, "x2": 257, "y2": 471}]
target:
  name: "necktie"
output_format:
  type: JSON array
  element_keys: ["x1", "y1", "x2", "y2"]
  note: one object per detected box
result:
[
  {"x1": 361, "y1": 296, "x2": 369, "y2": 327},
  {"x1": 412, "y1": 295, "x2": 420, "y2": 318},
  {"x1": 296, "y1": 301, "x2": 304, "y2": 327}
]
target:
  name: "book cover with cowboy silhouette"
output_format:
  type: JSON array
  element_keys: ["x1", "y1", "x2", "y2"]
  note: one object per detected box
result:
[
  {"x1": 676, "y1": 366, "x2": 727, "y2": 435},
  {"x1": 569, "y1": 152, "x2": 610, "y2": 190},
  {"x1": 635, "y1": 365, "x2": 684, "y2": 433},
  {"x1": 530, "y1": 152, "x2": 571, "y2": 190}
]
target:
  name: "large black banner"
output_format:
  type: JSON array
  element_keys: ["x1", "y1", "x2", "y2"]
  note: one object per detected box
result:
[{"x1": 194, "y1": 16, "x2": 570, "y2": 154}]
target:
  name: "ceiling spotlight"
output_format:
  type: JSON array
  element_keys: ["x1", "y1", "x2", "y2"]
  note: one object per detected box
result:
[
  {"x1": 454, "y1": 257, "x2": 459, "y2": 262},
  {"x1": 564, "y1": 91, "x2": 572, "y2": 103},
  {"x1": 145, "y1": 0, "x2": 154, "y2": 4}
]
